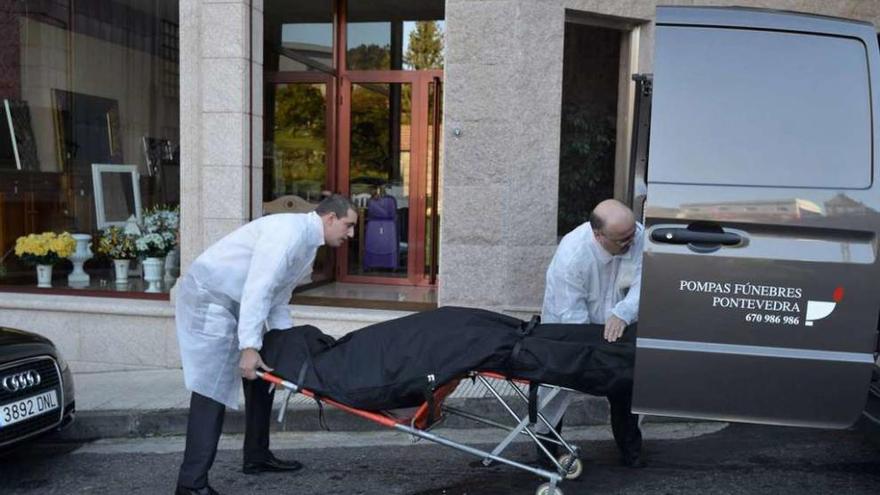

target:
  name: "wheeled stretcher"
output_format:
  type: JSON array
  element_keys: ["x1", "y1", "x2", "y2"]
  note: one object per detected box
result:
[
  {"x1": 258, "y1": 369, "x2": 583, "y2": 495},
  {"x1": 256, "y1": 306, "x2": 636, "y2": 495}
]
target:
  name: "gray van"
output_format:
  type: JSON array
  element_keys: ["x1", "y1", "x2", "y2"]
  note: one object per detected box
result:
[{"x1": 632, "y1": 6, "x2": 880, "y2": 431}]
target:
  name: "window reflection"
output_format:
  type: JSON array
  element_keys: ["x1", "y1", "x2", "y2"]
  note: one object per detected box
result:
[
  {"x1": 265, "y1": 1, "x2": 334, "y2": 73},
  {"x1": 280, "y1": 23, "x2": 334, "y2": 72},
  {"x1": 0, "y1": 1, "x2": 180, "y2": 294},
  {"x1": 347, "y1": 0, "x2": 445, "y2": 71},
  {"x1": 264, "y1": 84, "x2": 328, "y2": 203},
  {"x1": 262, "y1": 82, "x2": 331, "y2": 286}
]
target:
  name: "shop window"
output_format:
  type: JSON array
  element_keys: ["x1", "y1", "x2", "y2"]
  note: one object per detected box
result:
[{"x1": 0, "y1": 0, "x2": 180, "y2": 297}]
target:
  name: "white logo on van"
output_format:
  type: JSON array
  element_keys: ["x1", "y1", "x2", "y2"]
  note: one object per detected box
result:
[{"x1": 804, "y1": 287, "x2": 844, "y2": 327}]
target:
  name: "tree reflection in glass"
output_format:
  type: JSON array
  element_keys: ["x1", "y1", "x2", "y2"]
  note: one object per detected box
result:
[{"x1": 268, "y1": 83, "x2": 327, "y2": 202}]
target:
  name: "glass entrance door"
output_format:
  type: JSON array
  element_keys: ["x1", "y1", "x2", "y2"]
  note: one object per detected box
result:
[
  {"x1": 263, "y1": 0, "x2": 444, "y2": 287},
  {"x1": 338, "y1": 72, "x2": 441, "y2": 285},
  {"x1": 264, "y1": 77, "x2": 336, "y2": 283}
]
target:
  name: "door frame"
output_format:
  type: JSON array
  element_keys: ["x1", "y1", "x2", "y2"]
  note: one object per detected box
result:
[
  {"x1": 336, "y1": 70, "x2": 442, "y2": 286},
  {"x1": 263, "y1": 0, "x2": 443, "y2": 287}
]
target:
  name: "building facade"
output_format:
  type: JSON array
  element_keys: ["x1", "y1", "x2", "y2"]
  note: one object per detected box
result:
[{"x1": 1, "y1": 0, "x2": 878, "y2": 369}]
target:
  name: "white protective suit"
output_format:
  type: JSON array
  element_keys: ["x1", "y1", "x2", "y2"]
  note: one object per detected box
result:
[
  {"x1": 537, "y1": 221, "x2": 644, "y2": 432},
  {"x1": 175, "y1": 212, "x2": 324, "y2": 409},
  {"x1": 541, "y1": 221, "x2": 644, "y2": 326}
]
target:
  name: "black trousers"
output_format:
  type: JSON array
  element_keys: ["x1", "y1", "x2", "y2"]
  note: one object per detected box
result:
[
  {"x1": 176, "y1": 378, "x2": 276, "y2": 489},
  {"x1": 546, "y1": 390, "x2": 642, "y2": 460},
  {"x1": 608, "y1": 388, "x2": 642, "y2": 460}
]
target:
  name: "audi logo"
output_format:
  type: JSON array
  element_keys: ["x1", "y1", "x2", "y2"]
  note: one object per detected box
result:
[{"x1": 1, "y1": 370, "x2": 41, "y2": 393}]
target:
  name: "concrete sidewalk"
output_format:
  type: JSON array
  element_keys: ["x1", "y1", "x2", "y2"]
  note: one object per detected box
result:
[{"x1": 58, "y1": 363, "x2": 627, "y2": 442}]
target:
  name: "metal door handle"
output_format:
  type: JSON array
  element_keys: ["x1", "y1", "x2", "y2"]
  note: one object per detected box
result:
[
  {"x1": 651, "y1": 226, "x2": 744, "y2": 253},
  {"x1": 651, "y1": 228, "x2": 742, "y2": 245}
]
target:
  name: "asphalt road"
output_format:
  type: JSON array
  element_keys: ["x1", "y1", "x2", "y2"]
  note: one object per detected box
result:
[{"x1": 1, "y1": 422, "x2": 878, "y2": 495}]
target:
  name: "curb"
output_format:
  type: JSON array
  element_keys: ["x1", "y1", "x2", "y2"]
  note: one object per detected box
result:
[{"x1": 56, "y1": 395, "x2": 683, "y2": 442}]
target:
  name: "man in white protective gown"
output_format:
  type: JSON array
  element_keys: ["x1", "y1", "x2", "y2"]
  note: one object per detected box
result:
[
  {"x1": 174, "y1": 194, "x2": 357, "y2": 495},
  {"x1": 537, "y1": 199, "x2": 646, "y2": 468}
]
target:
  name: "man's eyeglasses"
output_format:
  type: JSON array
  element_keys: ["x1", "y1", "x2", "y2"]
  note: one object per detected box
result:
[{"x1": 600, "y1": 230, "x2": 634, "y2": 248}]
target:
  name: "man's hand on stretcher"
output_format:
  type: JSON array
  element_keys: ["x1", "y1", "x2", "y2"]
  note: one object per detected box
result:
[
  {"x1": 603, "y1": 315, "x2": 627, "y2": 343},
  {"x1": 240, "y1": 348, "x2": 273, "y2": 380}
]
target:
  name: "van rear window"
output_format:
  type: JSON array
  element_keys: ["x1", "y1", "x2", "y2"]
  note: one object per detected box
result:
[{"x1": 649, "y1": 27, "x2": 872, "y2": 188}]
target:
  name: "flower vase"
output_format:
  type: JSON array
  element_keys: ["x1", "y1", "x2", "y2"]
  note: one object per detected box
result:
[
  {"x1": 113, "y1": 259, "x2": 131, "y2": 286},
  {"x1": 68, "y1": 233, "x2": 93, "y2": 287},
  {"x1": 36, "y1": 264, "x2": 53, "y2": 288},
  {"x1": 142, "y1": 257, "x2": 165, "y2": 293}
]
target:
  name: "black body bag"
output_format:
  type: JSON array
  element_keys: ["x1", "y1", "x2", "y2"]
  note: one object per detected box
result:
[{"x1": 260, "y1": 306, "x2": 634, "y2": 411}]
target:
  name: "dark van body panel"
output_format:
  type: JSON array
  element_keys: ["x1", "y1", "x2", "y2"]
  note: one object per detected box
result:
[
  {"x1": 656, "y1": 6, "x2": 877, "y2": 38},
  {"x1": 633, "y1": 7, "x2": 880, "y2": 428}
]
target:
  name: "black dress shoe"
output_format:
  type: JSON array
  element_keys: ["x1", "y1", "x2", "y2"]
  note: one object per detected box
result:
[
  {"x1": 243, "y1": 452, "x2": 304, "y2": 474},
  {"x1": 174, "y1": 485, "x2": 219, "y2": 495},
  {"x1": 620, "y1": 454, "x2": 647, "y2": 468}
]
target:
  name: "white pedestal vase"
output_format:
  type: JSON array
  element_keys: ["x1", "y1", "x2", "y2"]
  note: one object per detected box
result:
[
  {"x1": 68, "y1": 233, "x2": 93, "y2": 287},
  {"x1": 142, "y1": 257, "x2": 165, "y2": 293},
  {"x1": 36, "y1": 264, "x2": 53, "y2": 288},
  {"x1": 113, "y1": 259, "x2": 131, "y2": 286}
]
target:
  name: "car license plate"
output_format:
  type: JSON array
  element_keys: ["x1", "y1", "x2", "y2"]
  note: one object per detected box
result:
[{"x1": 0, "y1": 390, "x2": 59, "y2": 428}]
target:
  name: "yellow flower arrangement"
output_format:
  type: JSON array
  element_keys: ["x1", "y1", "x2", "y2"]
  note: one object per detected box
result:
[
  {"x1": 14, "y1": 232, "x2": 76, "y2": 266},
  {"x1": 98, "y1": 226, "x2": 137, "y2": 260}
]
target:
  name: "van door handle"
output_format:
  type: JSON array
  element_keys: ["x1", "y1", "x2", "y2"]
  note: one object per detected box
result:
[
  {"x1": 651, "y1": 228, "x2": 742, "y2": 245},
  {"x1": 651, "y1": 227, "x2": 743, "y2": 253}
]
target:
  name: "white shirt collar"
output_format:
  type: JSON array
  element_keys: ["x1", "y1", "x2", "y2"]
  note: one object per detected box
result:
[{"x1": 307, "y1": 211, "x2": 326, "y2": 248}]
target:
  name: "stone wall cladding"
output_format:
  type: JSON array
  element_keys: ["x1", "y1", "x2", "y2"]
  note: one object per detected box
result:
[{"x1": 181, "y1": 0, "x2": 256, "y2": 270}]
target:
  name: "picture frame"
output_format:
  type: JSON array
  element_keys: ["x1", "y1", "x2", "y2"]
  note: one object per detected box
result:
[
  {"x1": 142, "y1": 136, "x2": 171, "y2": 177},
  {"x1": 52, "y1": 90, "x2": 123, "y2": 173},
  {"x1": 141, "y1": 136, "x2": 165, "y2": 177},
  {"x1": 91, "y1": 163, "x2": 142, "y2": 230},
  {"x1": 1, "y1": 98, "x2": 40, "y2": 171}
]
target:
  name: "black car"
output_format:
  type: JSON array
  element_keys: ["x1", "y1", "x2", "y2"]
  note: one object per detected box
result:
[{"x1": 0, "y1": 326, "x2": 75, "y2": 449}]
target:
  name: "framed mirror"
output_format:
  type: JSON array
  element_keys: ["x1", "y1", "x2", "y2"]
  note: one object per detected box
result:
[{"x1": 91, "y1": 163, "x2": 142, "y2": 229}]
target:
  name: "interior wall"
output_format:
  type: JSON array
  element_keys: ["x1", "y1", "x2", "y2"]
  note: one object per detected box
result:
[{"x1": 19, "y1": 16, "x2": 179, "y2": 176}]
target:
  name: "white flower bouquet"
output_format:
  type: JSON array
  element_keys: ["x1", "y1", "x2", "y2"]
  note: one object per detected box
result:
[{"x1": 135, "y1": 205, "x2": 180, "y2": 258}]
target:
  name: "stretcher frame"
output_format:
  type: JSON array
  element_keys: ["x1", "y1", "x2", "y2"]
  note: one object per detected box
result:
[{"x1": 257, "y1": 370, "x2": 584, "y2": 495}]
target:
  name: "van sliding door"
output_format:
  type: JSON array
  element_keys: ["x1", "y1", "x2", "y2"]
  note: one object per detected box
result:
[{"x1": 633, "y1": 7, "x2": 880, "y2": 428}]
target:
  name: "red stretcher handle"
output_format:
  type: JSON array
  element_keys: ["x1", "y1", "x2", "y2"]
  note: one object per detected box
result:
[
  {"x1": 257, "y1": 371, "x2": 533, "y2": 430},
  {"x1": 257, "y1": 371, "x2": 399, "y2": 428}
]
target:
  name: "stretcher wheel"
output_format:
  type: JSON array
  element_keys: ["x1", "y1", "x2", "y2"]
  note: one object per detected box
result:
[
  {"x1": 535, "y1": 483, "x2": 563, "y2": 495},
  {"x1": 557, "y1": 453, "x2": 583, "y2": 480}
]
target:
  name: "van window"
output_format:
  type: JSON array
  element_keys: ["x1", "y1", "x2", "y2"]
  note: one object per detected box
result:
[{"x1": 649, "y1": 27, "x2": 872, "y2": 188}]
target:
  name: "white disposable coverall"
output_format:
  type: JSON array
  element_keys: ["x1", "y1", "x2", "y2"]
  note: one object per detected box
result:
[
  {"x1": 175, "y1": 212, "x2": 324, "y2": 409},
  {"x1": 537, "y1": 221, "x2": 644, "y2": 432}
]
